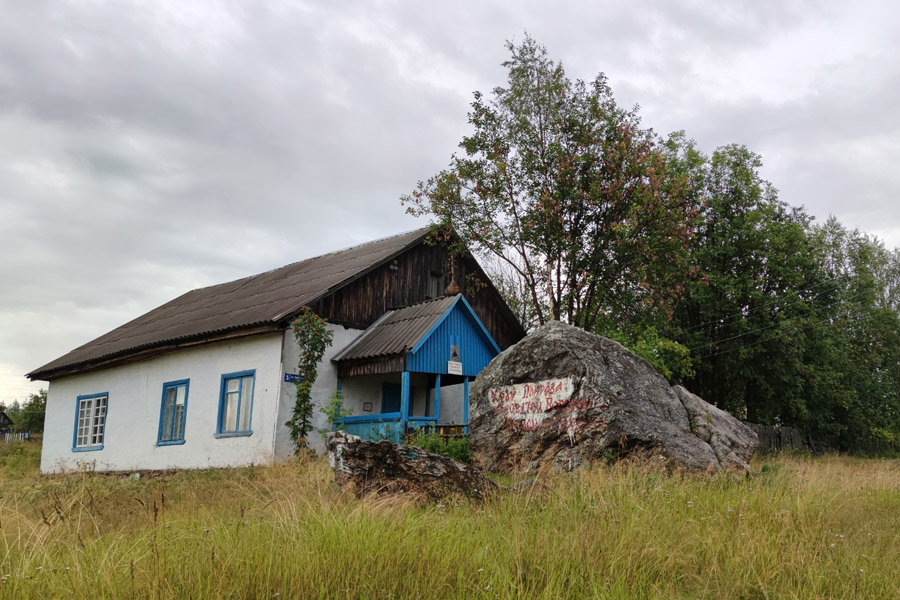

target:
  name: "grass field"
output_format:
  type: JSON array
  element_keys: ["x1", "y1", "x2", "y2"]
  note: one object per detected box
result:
[{"x1": 0, "y1": 443, "x2": 898, "y2": 599}]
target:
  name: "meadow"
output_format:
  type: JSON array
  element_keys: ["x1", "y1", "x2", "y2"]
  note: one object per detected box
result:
[{"x1": 0, "y1": 443, "x2": 898, "y2": 599}]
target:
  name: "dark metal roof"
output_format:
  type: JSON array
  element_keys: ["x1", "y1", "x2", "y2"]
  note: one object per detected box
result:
[
  {"x1": 28, "y1": 228, "x2": 432, "y2": 380},
  {"x1": 333, "y1": 296, "x2": 458, "y2": 362}
]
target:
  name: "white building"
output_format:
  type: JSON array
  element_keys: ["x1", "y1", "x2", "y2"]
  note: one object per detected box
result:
[{"x1": 28, "y1": 228, "x2": 524, "y2": 473}]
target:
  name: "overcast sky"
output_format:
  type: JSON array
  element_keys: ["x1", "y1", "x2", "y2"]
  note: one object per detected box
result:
[{"x1": 2, "y1": 0, "x2": 899, "y2": 404}]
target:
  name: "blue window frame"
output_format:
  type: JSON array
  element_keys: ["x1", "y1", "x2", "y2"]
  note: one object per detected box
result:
[
  {"x1": 72, "y1": 392, "x2": 108, "y2": 452},
  {"x1": 157, "y1": 379, "x2": 189, "y2": 445},
  {"x1": 216, "y1": 370, "x2": 255, "y2": 437}
]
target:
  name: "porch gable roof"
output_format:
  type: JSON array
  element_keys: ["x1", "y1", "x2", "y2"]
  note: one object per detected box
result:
[{"x1": 332, "y1": 294, "x2": 501, "y2": 377}]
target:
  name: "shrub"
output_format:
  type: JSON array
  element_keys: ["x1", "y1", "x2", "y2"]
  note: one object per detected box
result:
[{"x1": 406, "y1": 432, "x2": 471, "y2": 464}]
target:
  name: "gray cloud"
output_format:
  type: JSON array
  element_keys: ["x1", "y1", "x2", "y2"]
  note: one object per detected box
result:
[{"x1": 1, "y1": 0, "x2": 898, "y2": 402}]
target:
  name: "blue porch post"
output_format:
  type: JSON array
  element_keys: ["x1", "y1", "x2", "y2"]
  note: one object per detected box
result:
[
  {"x1": 433, "y1": 374, "x2": 441, "y2": 424},
  {"x1": 463, "y1": 376, "x2": 469, "y2": 433},
  {"x1": 400, "y1": 371, "x2": 411, "y2": 432}
]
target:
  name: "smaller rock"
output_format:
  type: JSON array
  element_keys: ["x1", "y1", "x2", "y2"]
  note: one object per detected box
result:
[
  {"x1": 325, "y1": 431, "x2": 498, "y2": 500},
  {"x1": 673, "y1": 386, "x2": 758, "y2": 472}
]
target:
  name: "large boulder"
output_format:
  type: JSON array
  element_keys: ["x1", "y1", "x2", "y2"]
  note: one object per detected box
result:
[
  {"x1": 673, "y1": 385, "x2": 757, "y2": 471},
  {"x1": 469, "y1": 321, "x2": 757, "y2": 473},
  {"x1": 325, "y1": 431, "x2": 497, "y2": 500}
]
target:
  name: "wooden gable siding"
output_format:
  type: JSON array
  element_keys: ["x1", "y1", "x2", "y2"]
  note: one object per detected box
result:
[{"x1": 314, "y1": 241, "x2": 524, "y2": 350}]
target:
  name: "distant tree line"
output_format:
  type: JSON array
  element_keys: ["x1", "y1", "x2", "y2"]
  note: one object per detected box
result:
[
  {"x1": 405, "y1": 35, "x2": 900, "y2": 451},
  {"x1": 1, "y1": 389, "x2": 46, "y2": 433}
]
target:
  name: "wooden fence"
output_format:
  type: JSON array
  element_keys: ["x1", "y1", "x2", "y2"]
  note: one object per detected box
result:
[
  {"x1": 748, "y1": 424, "x2": 832, "y2": 454},
  {"x1": 1, "y1": 432, "x2": 32, "y2": 444}
]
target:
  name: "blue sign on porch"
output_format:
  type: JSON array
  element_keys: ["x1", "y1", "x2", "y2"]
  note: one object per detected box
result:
[{"x1": 284, "y1": 373, "x2": 303, "y2": 383}]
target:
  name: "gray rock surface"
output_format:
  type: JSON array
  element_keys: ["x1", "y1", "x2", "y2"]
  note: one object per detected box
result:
[
  {"x1": 325, "y1": 431, "x2": 497, "y2": 500},
  {"x1": 469, "y1": 321, "x2": 757, "y2": 473},
  {"x1": 674, "y1": 385, "x2": 757, "y2": 471}
]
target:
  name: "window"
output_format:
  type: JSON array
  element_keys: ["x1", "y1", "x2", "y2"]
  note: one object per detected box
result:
[
  {"x1": 158, "y1": 380, "x2": 189, "y2": 445},
  {"x1": 427, "y1": 271, "x2": 444, "y2": 299},
  {"x1": 217, "y1": 370, "x2": 255, "y2": 436},
  {"x1": 73, "y1": 393, "x2": 108, "y2": 451}
]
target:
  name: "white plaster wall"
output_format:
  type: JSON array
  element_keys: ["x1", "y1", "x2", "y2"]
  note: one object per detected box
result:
[
  {"x1": 274, "y1": 324, "x2": 363, "y2": 458},
  {"x1": 432, "y1": 383, "x2": 465, "y2": 425},
  {"x1": 41, "y1": 333, "x2": 284, "y2": 474}
]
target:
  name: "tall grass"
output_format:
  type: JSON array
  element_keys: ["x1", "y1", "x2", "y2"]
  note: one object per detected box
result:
[{"x1": 0, "y1": 449, "x2": 898, "y2": 598}]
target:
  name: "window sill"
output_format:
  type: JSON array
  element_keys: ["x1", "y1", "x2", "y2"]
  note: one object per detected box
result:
[
  {"x1": 214, "y1": 430, "x2": 253, "y2": 439},
  {"x1": 72, "y1": 445, "x2": 103, "y2": 453},
  {"x1": 156, "y1": 439, "x2": 186, "y2": 446}
]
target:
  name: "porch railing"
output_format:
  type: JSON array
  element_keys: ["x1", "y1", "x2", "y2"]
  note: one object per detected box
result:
[{"x1": 333, "y1": 414, "x2": 440, "y2": 444}]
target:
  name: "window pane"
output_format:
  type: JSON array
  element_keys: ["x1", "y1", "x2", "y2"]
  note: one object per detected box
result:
[
  {"x1": 175, "y1": 386, "x2": 186, "y2": 405},
  {"x1": 161, "y1": 388, "x2": 175, "y2": 441},
  {"x1": 173, "y1": 404, "x2": 185, "y2": 440},
  {"x1": 224, "y1": 391, "x2": 238, "y2": 432},
  {"x1": 76, "y1": 398, "x2": 93, "y2": 447},
  {"x1": 92, "y1": 402, "x2": 106, "y2": 445},
  {"x1": 238, "y1": 376, "x2": 253, "y2": 431}
]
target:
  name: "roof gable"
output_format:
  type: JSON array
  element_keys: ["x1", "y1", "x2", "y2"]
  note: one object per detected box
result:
[
  {"x1": 334, "y1": 294, "x2": 501, "y2": 377},
  {"x1": 28, "y1": 228, "x2": 432, "y2": 380},
  {"x1": 406, "y1": 294, "x2": 500, "y2": 376}
]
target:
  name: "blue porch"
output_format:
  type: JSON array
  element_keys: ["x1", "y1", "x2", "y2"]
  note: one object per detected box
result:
[{"x1": 331, "y1": 294, "x2": 500, "y2": 442}]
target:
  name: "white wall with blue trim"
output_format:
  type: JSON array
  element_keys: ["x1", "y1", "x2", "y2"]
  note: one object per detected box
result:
[
  {"x1": 40, "y1": 333, "x2": 283, "y2": 473},
  {"x1": 273, "y1": 324, "x2": 363, "y2": 459}
]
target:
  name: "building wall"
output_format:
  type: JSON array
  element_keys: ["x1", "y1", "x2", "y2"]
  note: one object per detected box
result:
[
  {"x1": 274, "y1": 324, "x2": 363, "y2": 458},
  {"x1": 41, "y1": 333, "x2": 284, "y2": 474},
  {"x1": 275, "y1": 321, "x2": 470, "y2": 456},
  {"x1": 431, "y1": 383, "x2": 465, "y2": 425},
  {"x1": 314, "y1": 241, "x2": 525, "y2": 350}
]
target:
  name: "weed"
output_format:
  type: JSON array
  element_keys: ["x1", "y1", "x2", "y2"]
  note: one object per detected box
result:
[
  {"x1": 406, "y1": 432, "x2": 471, "y2": 463},
  {"x1": 0, "y1": 450, "x2": 898, "y2": 598}
]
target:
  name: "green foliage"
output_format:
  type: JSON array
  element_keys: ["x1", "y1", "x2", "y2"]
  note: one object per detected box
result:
[
  {"x1": 406, "y1": 431, "x2": 472, "y2": 464},
  {"x1": 666, "y1": 143, "x2": 827, "y2": 423},
  {"x1": 403, "y1": 35, "x2": 700, "y2": 330},
  {"x1": 404, "y1": 35, "x2": 900, "y2": 452},
  {"x1": 17, "y1": 389, "x2": 47, "y2": 433},
  {"x1": 286, "y1": 307, "x2": 333, "y2": 453},
  {"x1": 605, "y1": 327, "x2": 694, "y2": 383},
  {"x1": 655, "y1": 145, "x2": 900, "y2": 450},
  {"x1": 318, "y1": 391, "x2": 352, "y2": 436}
]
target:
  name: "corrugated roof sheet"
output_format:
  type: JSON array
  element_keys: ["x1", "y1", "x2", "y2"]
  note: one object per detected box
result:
[
  {"x1": 28, "y1": 227, "x2": 432, "y2": 380},
  {"x1": 333, "y1": 296, "x2": 458, "y2": 362}
]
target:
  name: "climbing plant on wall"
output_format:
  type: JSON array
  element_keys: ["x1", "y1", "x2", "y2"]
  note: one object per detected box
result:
[{"x1": 286, "y1": 307, "x2": 333, "y2": 453}]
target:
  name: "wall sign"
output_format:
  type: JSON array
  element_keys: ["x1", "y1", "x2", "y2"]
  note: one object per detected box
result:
[
  {"x1": 447, "y1": 361, "x2": 463, "y2": 375},
  {"x1": 284, "y1": 373, "x2": 303, "y2": 383}
]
